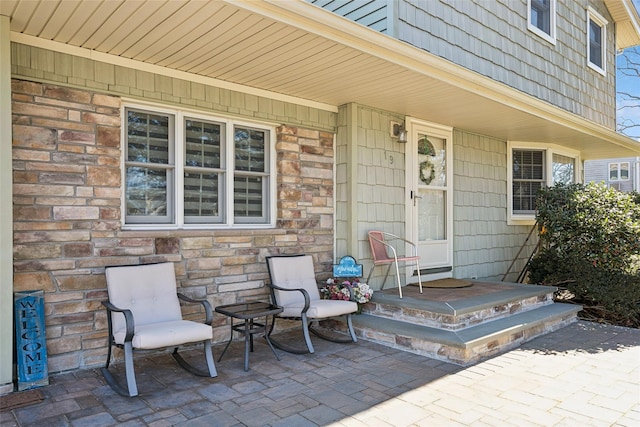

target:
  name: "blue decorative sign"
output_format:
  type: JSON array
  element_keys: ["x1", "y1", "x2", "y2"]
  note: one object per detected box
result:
[
  {"x1": 15, "y1": 290, "x2": 49, "y2": 391},
  {"x1": 332, "y1": 256, "x2": 363, "y2": 278}
]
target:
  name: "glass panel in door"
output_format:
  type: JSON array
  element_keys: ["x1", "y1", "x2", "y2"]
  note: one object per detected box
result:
[
  {"x1": 417, "y1": 134, "x2": 447, "y2": 243},
  {"x1": 410, "y1": 127, "x2": 452, "y2": 275},
  {"x1": 418, "y1": 190, "x2": 445, "y2": 241}
]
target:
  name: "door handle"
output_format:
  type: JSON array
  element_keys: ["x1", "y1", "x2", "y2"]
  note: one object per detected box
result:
[{"x1": 412, "y1": 191, "x2": 422, "y2": 206}]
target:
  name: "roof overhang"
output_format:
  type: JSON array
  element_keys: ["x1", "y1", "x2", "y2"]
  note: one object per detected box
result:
[
  {"x1": 2, "y1": 0, "x2": 639, "y2": 160},
  {"x1": 604, "y1": 0, "x2": 640, "y2": 50}
]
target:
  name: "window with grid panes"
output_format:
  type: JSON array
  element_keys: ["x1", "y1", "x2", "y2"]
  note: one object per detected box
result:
[
  {"x1": 124, "y1": 106, "x2": 273, "y2": 228},
  {"x1": 234, "y1": 126, "x2": 268, "y2": 223},
  {"x1": 184, "y1": 118, "x2": 222, "y2": 223},
  {"x1": 125, "y1": 110, "x2": 173, "y2": 223},
  {"x1": 512, "y1": 149, "x2": 545, "y2": 214},
  {"x1": 509, "y1": 144, "x2": 580, "y2": 223}
]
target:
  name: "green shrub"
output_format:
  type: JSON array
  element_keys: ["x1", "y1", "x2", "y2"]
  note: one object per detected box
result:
[{"x1": 530, "y1": 182, "x2": 640, "y2": 327}]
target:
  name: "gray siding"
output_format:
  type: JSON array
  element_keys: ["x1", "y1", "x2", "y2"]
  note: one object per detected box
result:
[
  {"x1": 309, "y1": 0, "x2": 389, "y2": 33},
  {"x1": 453, "y1": 129, "x2": 535, "y2": 282},
  {"x1": 314, "y1": 0, "x2": 617, "y2": 129},
  {"x1": 336, "y1": 104, "x2": 536, "y2": 284},
  {"x1": 584, "y1": 157, "x2": 639, "y2": 192},
  {"x1": 584, "y1": 159, "x2": 611, "y2": 184},
  {"x1": 335, "y1": 103, "x2": 407, "y2": 288}
]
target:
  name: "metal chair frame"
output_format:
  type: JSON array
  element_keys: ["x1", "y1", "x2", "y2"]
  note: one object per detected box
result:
[
  {"x1": 265, "y1": 254, "x2": 358, "y2": 354},
  {"x1": 102, "y1": 263, "x2": 217, "y2": 397},
  {"x1": 366, "y1": 231, "x2": 423, "y2": 298}
]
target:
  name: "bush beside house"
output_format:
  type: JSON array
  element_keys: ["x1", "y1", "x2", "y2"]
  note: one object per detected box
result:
[{"x1": 529, "y1": 183, "x2": 640, "y2": 328}]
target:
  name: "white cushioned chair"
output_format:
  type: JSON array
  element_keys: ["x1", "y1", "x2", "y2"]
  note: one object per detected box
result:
[
  {"x1": 266, "y1": 254, "x2": 358, "y2": 354},
  {"x1": 102, "y1": 262, "x2": 217, "y2": 397}
]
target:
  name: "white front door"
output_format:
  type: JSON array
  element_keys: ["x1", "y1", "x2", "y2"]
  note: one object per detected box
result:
[{"x1": 406, "y1": 119, "x2": 453, "y2": 281}]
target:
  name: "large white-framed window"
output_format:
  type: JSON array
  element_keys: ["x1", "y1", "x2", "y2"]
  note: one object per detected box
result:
[
  {"x1": 508, "y1": 142, "x2": 581, "y2": 224},
  {"x1": 528, "y1": 0, "x2": 556, "y2": 44},
  {"x1": 587, "y1": 7, "x2": 607, "y2": 74},
  {"x1": 609, "y1": 162, "x2": 630, "y2": 181},
  {"x1": 123, "y1": 102, "x2": 276, "y2": 229}
]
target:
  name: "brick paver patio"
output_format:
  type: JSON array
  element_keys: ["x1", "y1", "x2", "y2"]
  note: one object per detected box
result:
[{"x1": 1, "y1": 321, "x2": 638, "y2": 426}]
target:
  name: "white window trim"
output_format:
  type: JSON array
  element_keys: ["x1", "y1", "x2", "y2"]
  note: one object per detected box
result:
[
  {"x1": 507, "y1": 141, "x2": 581, "y2": 225},
  {"x1": 528, "y1": 0, "x2": 556, "y2": 45},
  {"x1": 121, "y1": 100, "x2": 277, "y2": 230},
  {"x1": 608, "y1": 162, "x2": 630, "y2": 181},
  {"x1": 587, "y1": 7, "x2": 607, "y2": 75}
]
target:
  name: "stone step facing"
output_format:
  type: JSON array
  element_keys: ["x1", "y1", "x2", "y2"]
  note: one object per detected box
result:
[
  {"x1": 342, "y1": 281, "x2": 581, "y2": 366},
  {"x1": 364, "y1": 282, "x2": 557, "y2": 330},
  {"x1": 351, "y1": 303, "x2": 580, "y2": 366}
]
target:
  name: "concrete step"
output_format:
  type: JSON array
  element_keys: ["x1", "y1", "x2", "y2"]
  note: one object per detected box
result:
[
  {"x1": 364, "y1": 282, "x2": 557, "y2": 330},
  {"x1": 351, "y1": 302, "x2": 581, "y2": 366}
]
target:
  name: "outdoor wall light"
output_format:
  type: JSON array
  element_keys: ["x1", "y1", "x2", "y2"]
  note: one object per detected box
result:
[{"x1": 391, "y1": 121, "x2": 408, "y2": 143}]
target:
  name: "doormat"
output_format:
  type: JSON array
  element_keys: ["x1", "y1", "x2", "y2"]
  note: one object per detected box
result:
[
  {"x1": 413, "y1": 278, "x2": 473, "y2": 288},
  {"x1": 0, "y1": 389, "x2": 44, "y2": 412}
]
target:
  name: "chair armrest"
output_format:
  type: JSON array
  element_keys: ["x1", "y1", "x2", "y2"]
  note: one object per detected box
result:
[
  {"x1": 266, "y1": 282, "x2": 311, "y2": 313},
  {"x1": 102, "y1": 301, "x2": 135, "y2": 343},
  {"x1": 395, "y1": 236, "x2": 418, "y2": 255},
  {"x1": 374, "y1": 232, "x2": 418, "y2": 257},
  {"x1": 345, "y1": 285, "x2": 355, "y2": 300},
  {"x1": 177, "y1": 293, "x2": 213, "y2": 325},
  {"x1": 340, "y1": 283, "x2": 356, "y2": 301}
]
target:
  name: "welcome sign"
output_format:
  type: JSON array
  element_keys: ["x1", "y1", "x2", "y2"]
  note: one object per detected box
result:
[
  {"x1": 332, "y1": 256, "x2": 363, "y2": 278},
  {"x1": 14, "y1": 290, "x2": 49, "y2": 390}
]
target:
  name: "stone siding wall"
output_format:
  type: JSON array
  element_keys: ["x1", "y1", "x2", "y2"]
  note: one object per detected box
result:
[{"x1": 12, "y1": 79, "x2": 335, "y2": 373}]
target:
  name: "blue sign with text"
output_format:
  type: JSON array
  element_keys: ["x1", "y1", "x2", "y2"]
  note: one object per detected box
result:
[
  {"x1": 15, "y1": 290, "x2": 49, "y2": 390},
  {"x1": 332, "y1": 256, "x2": 363, "y2": 278}
]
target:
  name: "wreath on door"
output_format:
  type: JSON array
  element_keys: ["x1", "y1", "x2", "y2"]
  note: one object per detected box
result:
[
  {"x1": 418, "y1": 137, "x2": 436, "y2": 156},
  {"x1": 419, "y1": 158, "x2": 436, "y2": 185},
  {"x1": 418, "y1": 137, "x2": 436, "y2": 185}
]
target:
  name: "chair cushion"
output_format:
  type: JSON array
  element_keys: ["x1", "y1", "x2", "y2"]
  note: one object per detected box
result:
[
  {"x1": 268, "y1": 255, "x2": 322, "y2": 307},
  {"x1": 113, "y1": 320, "x2": 213, "y2": 349},
  {"x1": 105, "y1": 263, "x2": 183, "y2": 333},
  {"x1": 280, "y1": 299, "x2": 357, "y2": 319}
]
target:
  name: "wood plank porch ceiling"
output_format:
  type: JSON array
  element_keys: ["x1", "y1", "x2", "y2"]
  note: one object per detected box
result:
[{"x1": 3, "y1": 0, "x2": 639, "y2": 159}]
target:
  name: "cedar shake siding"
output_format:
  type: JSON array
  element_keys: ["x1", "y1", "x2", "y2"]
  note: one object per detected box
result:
[{"x1": 310, "y1": 0, "x2": 617, "y2": 129}]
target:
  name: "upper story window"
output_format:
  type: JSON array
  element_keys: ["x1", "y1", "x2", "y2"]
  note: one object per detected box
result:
[
  {"x1": 508, "y1": 142, "x2": 580, "y2": 224},
  {"x1": 609, "y1": 162, "x2": 630, "y2": 181},
  {"x1": 587, "y1": 7, "x2": 607, "y2": 74},
  {"x1": 528, "y1": 0, "x2": 556, "y2": 44},
  {"x1": 124, "y1": 104, "x2": 275, "y2": 229}
]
